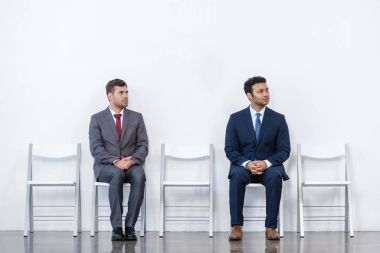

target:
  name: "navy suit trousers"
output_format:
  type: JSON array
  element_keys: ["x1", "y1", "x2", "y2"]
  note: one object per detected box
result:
[{"x1": 229, "y1": 164, "x2": 283, "y2": 228}]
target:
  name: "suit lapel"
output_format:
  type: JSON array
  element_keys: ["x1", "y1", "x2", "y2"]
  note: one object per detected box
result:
[
  {"x1": 257, "y1": 107, "x2": 273, "y2": 145},
  {"x1": 243, "y1": 106, "x2": 257, "y2": 143},
  {"x1": 103, "y1": 108, "x2": 120, "y2": 142},
  {"x1": 120, "y1": 108, "x2": 129, "y2": 142}
]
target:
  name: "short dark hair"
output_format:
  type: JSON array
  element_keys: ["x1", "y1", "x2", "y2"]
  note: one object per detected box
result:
[
  {"x1": 244, "y1": 76, "x2": 266, "y2": 93},
  {"x1": 106, "y1": 79, "x2": 127, "y2": 95}
]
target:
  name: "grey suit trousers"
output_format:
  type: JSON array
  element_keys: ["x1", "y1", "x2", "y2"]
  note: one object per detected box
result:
[{"x1": 97, "y1": 165, "x2": 146, "y2": 229}]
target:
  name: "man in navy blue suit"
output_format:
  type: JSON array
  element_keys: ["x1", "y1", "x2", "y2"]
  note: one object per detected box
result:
[{"x1": 225, "y1": 76, "x2": 290, "y2": 240}]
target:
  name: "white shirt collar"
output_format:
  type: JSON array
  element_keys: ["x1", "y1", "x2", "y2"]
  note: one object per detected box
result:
[
  {"x1": 109, "y1": 107, "x2": 123, "y2": 117},
  {"x1": 249, "y1": 105, "x2": 266, "y2": 118}
]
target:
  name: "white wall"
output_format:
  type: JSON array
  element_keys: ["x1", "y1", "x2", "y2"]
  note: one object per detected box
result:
[{"x1": 1, "y1": 0, "x2": 380, "y2": 232}]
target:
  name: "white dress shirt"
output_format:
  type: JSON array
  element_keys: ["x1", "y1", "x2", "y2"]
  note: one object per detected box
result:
[
  {"x1": 241, "y1": 106, "x2": 272, "y2": 169},
  {"x1": 109, "y1": 107, "x2": 129, "y2": 164},
  {"x1": 109, "y1": 107, "x2": 123, "y2": 127}
]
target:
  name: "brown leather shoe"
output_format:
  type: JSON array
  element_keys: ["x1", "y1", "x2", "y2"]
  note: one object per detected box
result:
[
  {"x1": 229, "y1": 225, "x2": 242, "y2": 241},
  {"x1": 265, "y1": 228, "x2": 280, "y2": 240}
]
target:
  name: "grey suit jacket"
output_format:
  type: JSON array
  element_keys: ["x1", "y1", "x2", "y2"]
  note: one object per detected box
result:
[{"x1": 89, "y1": 107, "x2": 149, "y2": 178}]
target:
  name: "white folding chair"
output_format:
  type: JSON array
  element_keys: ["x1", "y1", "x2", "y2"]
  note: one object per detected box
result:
[
  {"x1": 24, "y1": 143, "x2": 81, "y2": 237},
  {"x1": 159, "y1": 144, "x2": 214, "y2": 237},
  {"x1": 297, "y1": 143, "x2": 354, "y2": 237},
  {"x1": 244, "y1": 183, "x2": 284, "y2": 237},
  {"x1": 90, "y1": 179, "x2": 146, "y2": 237}
]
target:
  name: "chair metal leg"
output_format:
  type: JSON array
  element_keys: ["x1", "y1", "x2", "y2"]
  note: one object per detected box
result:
[
  {"x1": 347, "y1": 184, "x2": 354, "y2": 237},
  {"x1": 78, "y1": 184, "x2": 82, "y2": 234},
  {"x1": 140, "y1": 191, "x2": 146, "y2": 237},
  {"x1": 29, "y1": 187, "x2": 34, "y2": 233},
  {"x1": 345, "y1": 186, "x2": 349, "y2": 234},
  {"x1": 73, "y1": 183, "x2": 79, "y2": 237},
  {"x1": 297, "y1": 187, "x2": 300, "y2": 234},
  {"x1": 279, "y1": 197, "x2": 284, "y2": 237},
  {"x1": 209, "y1": 186, "x2": 213, "y2": 237},
  {"x1": 159, "y1": 186, "x2": 164, "y2": 237},
  {"x1": 90, "y1": 184, "x2": 96, "y2": 237},
  {"x1": 94, "y1": 186, "x2": 99, "y2": 234},
  {"x1": 299, "y1": 186, "x2": 305, "y2": 238},
  {"x1": 24, "y1": 184, "x2": 31, "y2": 237}
]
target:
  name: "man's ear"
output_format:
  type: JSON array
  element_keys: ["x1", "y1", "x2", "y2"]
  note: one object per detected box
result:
[
  {"x1": 246, "y1": 92, "x2": 253, "y2": 101},
  {"x1": 107, "y1": 92, "x2": 113, "y2": 101}
]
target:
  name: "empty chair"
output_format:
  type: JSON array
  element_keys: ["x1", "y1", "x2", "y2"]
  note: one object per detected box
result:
[
  {"x1": 244, "y1": 183, "x2": 284, "y2": 237},
  {"x1": 90, "y1": 180, "x2": 146, "y2": 237},
  {"x1": 297, "y1": 143, "x2": 354, "y2": 237},
  {"x1": 24, "y1": 143, "x2": 81, "y2": 237},
  {"x1": 159, "y1": 144, "x2": 214, "y2": 237}
]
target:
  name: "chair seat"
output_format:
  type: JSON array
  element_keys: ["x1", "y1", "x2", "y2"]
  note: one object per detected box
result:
[
  {"x1": 163, "y1": 181, "x2": 210, "y2": 187},
  {"x1": 28, "y1": 180, "x2": 76, "y2": 186},
  {"x1": 246, "y1": 183, "x2": 264, "y2": 188},
  {"x1": 94, "y1": 182, "x2": 110, "y2": 187},
  {"x1": 303, "y1": 181, "x2": 351, "y2": 186},
  {"x1": 94, "y1": 182, "x2": 131, "y2": 187}
]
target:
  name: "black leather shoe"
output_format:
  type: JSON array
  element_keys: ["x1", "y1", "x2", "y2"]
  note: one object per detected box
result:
[
  {"x1": 111, "y1": 228, "x2": 124, "y2": 241},
  {"x1": 125, "y1": 227, "x2": 137, "y2": 241}
]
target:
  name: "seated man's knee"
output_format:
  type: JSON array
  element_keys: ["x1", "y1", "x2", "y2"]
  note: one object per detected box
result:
[
  {"x1": 265, "y1": 167, "x2": 282, "y2": 185},
  {"x1": 130, "y1": 167, "x2": 146, "y2": 184},
  {"x1": 110, "y1": 169, "x2": 125, "y2": 183},
  {"x1": 229, "y1": 166, "x2": 250, "y2": 184}
]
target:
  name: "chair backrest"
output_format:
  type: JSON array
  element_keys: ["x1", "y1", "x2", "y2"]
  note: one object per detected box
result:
[
  {"x1": 27, "y1": 143, "x2": 81, "y2": 182},
  {"x1": 297, "y1": 143, "x2": 350, "y2": 182},
  {"x1": 160, "y1": 144, "x2": 214, "y2": 183}
]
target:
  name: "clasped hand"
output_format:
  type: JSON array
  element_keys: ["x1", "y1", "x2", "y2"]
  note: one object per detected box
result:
[
  {"x1": 246, "y1": 160, "x2": 267, "y2": 175},
  {"x1": 114, "y1": 156, "x2": 133, "y2": 170}
]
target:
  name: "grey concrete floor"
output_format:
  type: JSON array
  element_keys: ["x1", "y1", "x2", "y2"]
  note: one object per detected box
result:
[{"x1": 0, "y1": 231, "x2": 379, "y2": 253}]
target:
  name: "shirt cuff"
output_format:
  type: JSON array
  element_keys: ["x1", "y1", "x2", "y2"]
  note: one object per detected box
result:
[
  {"x1": 241, "y1": 160, "x2": 251, "y2": 169},
  {"x1": 264, "y1": 160, "x2": 272, "y2": 169}
]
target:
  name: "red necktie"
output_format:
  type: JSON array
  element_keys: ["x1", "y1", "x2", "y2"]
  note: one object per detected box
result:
[{"x1": 114, "y1": 114, "x2": 122, "y2": 139}]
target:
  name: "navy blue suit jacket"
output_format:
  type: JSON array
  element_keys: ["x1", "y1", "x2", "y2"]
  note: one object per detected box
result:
[{"x1": 225, "y1": 106, "x2": 290, "y2": 180}]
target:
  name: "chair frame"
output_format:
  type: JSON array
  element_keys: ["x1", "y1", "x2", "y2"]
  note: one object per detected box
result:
[
  {"x1": 297, "y1": 143, "x2": 354, "y2": 237},
  {"x1": 24, "y1": 143, "x2": 81, "y2": 237},
  {"x1": 159, "y1": 144, "x2": 214, "y2": 237}
]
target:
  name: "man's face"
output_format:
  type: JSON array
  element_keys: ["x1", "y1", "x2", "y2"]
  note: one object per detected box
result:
[
  {"x1": 247, "y1": 82, "x2": 270, "y2": 107},
  {"x1": 108, "y1": 86, "x2": 128, "y2": 109}
]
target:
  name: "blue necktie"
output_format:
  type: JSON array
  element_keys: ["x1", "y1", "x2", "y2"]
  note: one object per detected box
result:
[{"x1": 255, "y1": 112, "x2": 261, "y2": 140}]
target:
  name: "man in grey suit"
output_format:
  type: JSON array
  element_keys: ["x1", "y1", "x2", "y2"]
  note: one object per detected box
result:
[{"x1": 89, "y1": 79, "x2": 148, "y2": 241}]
